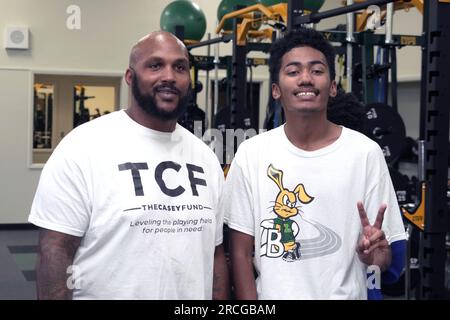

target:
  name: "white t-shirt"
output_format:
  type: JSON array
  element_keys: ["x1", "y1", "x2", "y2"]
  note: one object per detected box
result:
[
  {"x1": 221, "y1": 125, "x2": 406, "y2": 300},
  {"x1": 29, "y1": 110, "x2": 224, "y2": 300}
]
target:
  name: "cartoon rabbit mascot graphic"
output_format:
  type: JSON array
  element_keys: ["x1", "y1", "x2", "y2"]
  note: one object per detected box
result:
[{"x1": 261, "y1": 164, "x2": 314, "y2": 262}]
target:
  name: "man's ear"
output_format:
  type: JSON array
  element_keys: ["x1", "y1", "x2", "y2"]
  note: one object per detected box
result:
[
  {"x1": 125, "y1": 68, "x2": 133, "y2": 86},
  {"x1": 329, "y1": 80, "x2": 337, "y2": 98},
  {"x1": 272, "y1": 83, "x2": 281, "y2": 100}
]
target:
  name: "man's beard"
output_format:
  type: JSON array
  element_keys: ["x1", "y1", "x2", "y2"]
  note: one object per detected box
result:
[{"x1": 131, "y1": 71, "x2": 190, "y2": 121}]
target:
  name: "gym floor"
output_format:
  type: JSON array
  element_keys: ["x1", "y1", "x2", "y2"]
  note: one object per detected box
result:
[
  {"x1": 0, "y1": 229, "x2": 38, "y2": 299},
  {"x1": 0, "y1": 228, "x2": 415, "y2": 300}
]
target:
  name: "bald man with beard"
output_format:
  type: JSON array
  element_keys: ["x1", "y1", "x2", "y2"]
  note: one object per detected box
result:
[{"x1": 29, "y1": 31, "x2": 229, "y2": 300}]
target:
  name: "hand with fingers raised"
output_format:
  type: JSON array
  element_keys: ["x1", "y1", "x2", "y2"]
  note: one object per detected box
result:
[{"x1": 356, "y1": 201, "x2": 392, "y2": 272}]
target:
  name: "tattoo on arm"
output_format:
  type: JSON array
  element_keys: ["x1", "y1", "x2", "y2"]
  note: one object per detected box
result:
[{"x1": 36, "y1": 228, "x2": 82, "y2": 300}]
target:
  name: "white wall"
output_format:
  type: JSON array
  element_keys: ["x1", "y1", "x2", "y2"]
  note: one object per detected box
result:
[
  {"x1": 0, "y1": 0, "x2": 175, "y2": 223},
  {"x1": 396, "y1": 81, "x2": 421, "y2": 139},
  {"x1": 391, "y1": 7, "x2": 422, "y2": 81},
  {"x1": 0, "y1": 0, "x2": 169, "y2": 70},
  {"x1": 0, "y1": 69, "x2": 42, "y2": 223},
  {"x1": 0, "y1": 0, "x2": 424, "y2": 223}
]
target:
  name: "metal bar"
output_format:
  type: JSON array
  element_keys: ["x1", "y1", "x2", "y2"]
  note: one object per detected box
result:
[
  {"x1": 422, "y1": 1, "x2": 450, "y2": 234},
  {"x1": 215, "y1": 3, "x2": 274, "y2": 34},
  {"x1": 294, "y1": 0, "x2": 396, "y2": 25},
  {"x1": 346, "y1": 0, "x2": 354, "y2": 92},
  {"x1": 384, "y1": 2, "x2": 396, "y2": 108},
  {"x1": 320, "y1": 30, "x2": 424, "y2": 47},
  {"x1": 287, "y1": 0, "x2": 305, "y2": 31},
  {"x1": 405, "y1": 223, "x2": 413, "y2": 300},
  {"x1": 187, "y1": 34, "x2": 232, "y2": 50},
  {"x1": 418, "y1": 1, "x2": 429, "y2": 141},
  {"x1": 231, "y1": 16, "x2": 247, "y2": 130},
  {"x1": 418, "y1": 0, "x2": 450, "y2": 300},
  {"x1": 361, "y1": 32, "x2": 375, "y2": 104},
  {"x1": 420, "y1": 233, "x2": 447, "y2": 299},
  {"x1": 390, "y1": 46, "x2": 398, "y2": 110},
  {"x1": 205, "y1": 33, "x2": 211, "y2": 129},
  {"x1": 385, "y1": 3, "x2": 394, "y2": 44},
  {"x1": 213, "y1": 37, "x2": 220, "y2": 118},
  {"x1": 175, "y1": 25, "x2": 185, "y2": 42},
  {"x1": 418, "y1": 140, "x2": 425, "y2": 181}
]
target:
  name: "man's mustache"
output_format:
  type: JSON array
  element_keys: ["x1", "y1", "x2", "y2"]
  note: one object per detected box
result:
[{"x1": 154, "y1": 84, "x2": 181, "y2": 95}]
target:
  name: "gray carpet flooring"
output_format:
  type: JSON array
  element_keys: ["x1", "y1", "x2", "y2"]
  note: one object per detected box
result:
[{"x1": 0, "y1": 229, "x2": 38, "y2": 299}]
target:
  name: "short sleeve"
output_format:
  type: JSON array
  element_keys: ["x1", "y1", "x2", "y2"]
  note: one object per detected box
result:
[
  {"x1": 364, "y1": 148, "x2": 407, "y2": 244},
  {"x1": 214, "y1": 162, "x2": 225, "y2": 246},
  {"x1": 220, "y1": 154, "x2": 255, "y2": 237},
  {"x1": 28, "y1": 140, "x2": 91, "y2": 237}
]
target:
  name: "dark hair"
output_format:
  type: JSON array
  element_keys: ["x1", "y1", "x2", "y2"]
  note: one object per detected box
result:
[
  {"x1": 269, "y1": 28, "x2": 336, "y2": 84},
  {"x1": 327, "y1": 88, "x2": 365, "y2": 132}
]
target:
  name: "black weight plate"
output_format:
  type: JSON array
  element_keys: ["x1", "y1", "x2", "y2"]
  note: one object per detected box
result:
[{"x1": 364, "y1": 103, "x2": 406, "y2": 165}]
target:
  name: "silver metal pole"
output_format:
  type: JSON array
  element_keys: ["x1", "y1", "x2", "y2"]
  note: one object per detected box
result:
[
  {"x1": 418, "y1": 140, "x2": 425, "y2": 181},
  {"x1": 415, "y1": 140, "x2": 426, "y2": 299},
  {"x1": 213, "y1": 30, "x2": 220, "y2": 119},
  {"x1": 44, "y1": 94, "x2": 49, "y2": 139},
  {"x1": 385, "y1": 2, "x2": 394, "y2": 45},
  {"x1": 405, "y1": 223, "x2": 412, "y2": 300},
  {"x1": 346, "y1": 0, "x2": 354, "y2": 92},
  {"x1": 205, "y1": 33, "x2": 211, "y2": 129}
]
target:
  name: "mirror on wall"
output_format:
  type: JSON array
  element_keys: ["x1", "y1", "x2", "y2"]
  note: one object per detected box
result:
[
  {"x1": 32, "y1": 74, "x2": 122, "y2": 165},
  {"x1": 73, "y1": 85, "x2": 115, "y2": 128}
]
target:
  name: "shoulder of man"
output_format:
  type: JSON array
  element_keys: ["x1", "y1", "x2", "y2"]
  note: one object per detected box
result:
[
  {"x1": 343, "y1": 126, "x2": 384, "y2": 155},
  {"x1": 236, "y1": 126, "x2": 281, "y2": 156},
  {"x1": 48, "y1": 111, "x2": 122, "y2": 164}
]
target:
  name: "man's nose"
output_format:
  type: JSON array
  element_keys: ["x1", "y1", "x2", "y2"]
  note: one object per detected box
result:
[
  {"x1": 297, "y1": 70, "x2": 313, "y2": 85},
  {"x1": 161, "y1": 66, "x2": 176, "y2": 82}
]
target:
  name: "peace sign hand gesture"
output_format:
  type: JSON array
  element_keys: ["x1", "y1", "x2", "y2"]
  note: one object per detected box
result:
[{"x1": 356, "y1": 202, "x2": 392, "y2": 272}]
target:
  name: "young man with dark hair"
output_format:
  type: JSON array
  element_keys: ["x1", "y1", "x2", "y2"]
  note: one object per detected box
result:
[{"x1": 221, "y1": 28, "x2": 406, "y2": 299}]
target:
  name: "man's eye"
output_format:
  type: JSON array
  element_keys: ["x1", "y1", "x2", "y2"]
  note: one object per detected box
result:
[
  {"x1": 287, "y1": 70, "x2": 298, "y2": 76},
  {"x1": 176, "y1": 65, "x2": 187, "y2": 71},
  {"x1": 312, "y1": 69, "x2": 324, "y2": 75},
  {"x1": 149, "y1": 63, "x2": 161, "y2": 70}
]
